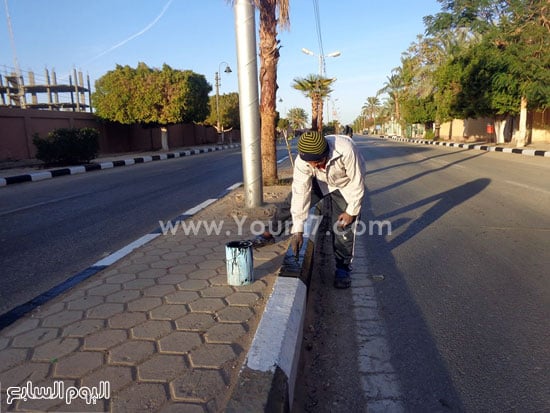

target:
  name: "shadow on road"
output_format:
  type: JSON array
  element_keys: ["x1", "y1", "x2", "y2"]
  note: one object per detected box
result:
[{"x1": 359, "y1": 178, "x2": 491, "y2": 411}]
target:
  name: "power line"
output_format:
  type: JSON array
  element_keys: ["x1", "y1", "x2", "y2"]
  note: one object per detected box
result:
[{"x1": 312, "y1": 0, "x2": 326, "y2": 75}]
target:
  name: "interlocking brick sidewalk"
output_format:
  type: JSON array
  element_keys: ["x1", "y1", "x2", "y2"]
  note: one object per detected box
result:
[{"x1": 0, "y1": 177, "x2": 293, "y2": 412}]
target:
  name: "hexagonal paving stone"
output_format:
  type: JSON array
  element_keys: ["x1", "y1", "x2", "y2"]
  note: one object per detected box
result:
[
  {"x1": 104, "y1": 273, "x2": 136, "y2": 284},
  {"x1": 137, "y1": 354, "x2": 188, "y2": 382},
  {"x1": 165, "y1": 291, "x2": 199, "y2": 305},
  {"x1": 0, "y1": 347, "x2": 29, "y2": 372},
  {"x1": 41, "y1": 310, "x2": 84, "y2": 328},
  {"x1": 110, "y1": 382, "x2": 167, "y2": 412},
  {"x1": 123, "y1": 278, "x2": 156, "y2": 290},
  {"x1": 150, "y1": 260, "x2": 180, "y2": 269},
  {"x1": 175, "y1": 313, "x2": 216, "y2": 332},
  {"x1": 87, "y1": 303, "x2": 124, "y2": 319},
  {"x1": 143, "y1": 284, "x2": 177, "y2": 297},
  {"x1": 158, "y1": 331, "x2": 202, "y2": 354},
  {"x1": 11, "y1": 327, "x2": 58, "y2": 348},
  {"x1": 158, "y1": 402, "x2": 205, "y2": 413},
  {"x1": 189, "y1": 344, "x2": 239, "y2": 369},
  {"x1": 187, "y1": 269, "x2": 215, "y2": 280},
  {"x1": 225, "y1": 292, "x2": 261, "y2": 306},
  {"x1": 158, "y1": 273, "x2": 190, "y2": 284},
  {"x1": 62, "y1": 319, "x2": 105, "y2": 337},
  {"x1": 109, "y1": 340, "x2": 156, "y2": 365},
  {"x1": 209, "y1": 274, "x2": 229, "y2": 286},
  {"x1": 53, "y1": 351, "x2": 104, "y2": 378},
  {"x1": 106, "y1": 289, "x2": 141, "y2": 303},
  {"x1": 196, "y1": 260, "x2": 222, "y2": 270},
  {"x1": 84, "y1": 329, "x2": 128, "y2": 350},
  {"x1": 0, "y1": 362, "x2": 49, "y2": 388},
  {"x1": 127, "y1": 297, "x2": 163, "y2": 312},
  {"x1": 67, "y1": 295, "x2": 104, "y2": 310},
  {"x1": 136, "y1": 268, "x2": 168, "y2": 278},
  {"x1": 199, "y1": 286, "x2": 234, "y2": 298},
  {"x1": 0, "y1": 337, "x2": 8, "y2": 350},
  {"x1": 170, "y1": 368, "x2": 227, "y2": 402},
  {"x1": 188, "y1": 298, "x2": 226, "y2": 313},
  {"x1": 86, "y1": 283, "x2": 123, "y2": 296},
  {"x1": 31, "y1": 301, "x2": 65, "y2": 318},
  {"x1": 81, "y1": 365, "x2": 133, "y2": 392},
  {"x1": 177, "y1": 279, "x2": 209, "y2": 291},
  {"x1": 1, "y1": 317, "x2": 39, "y2": 336},
  {"x1": 32, "y1": 337, "x2": 81, "y2": 361},
  {"x1": 108, "y1": 312, "x2": 147, "y2": 329},
  {"x1": 149, "y1": 304, "x2": 189, "y2": 320},
  {"x1": 131, "y1": 320, "x2": 173, "y2": 340},
  {"x1": 186, "y1": 247, "x2": 214, "y2": 257},
  {"x1": 115, "y1": 263, "x2": 149, "y2": 274},
  {"x1": 204, "y1": 324, "x2": 247, "y2": 344},
  {"x1": 216, "y1": 306, "x2": 255, "y2": 323}
]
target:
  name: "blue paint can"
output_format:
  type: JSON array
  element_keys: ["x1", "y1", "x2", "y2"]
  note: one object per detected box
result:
[{"x1": 225, "y1": 240, "x2": 254, "y2": 285}]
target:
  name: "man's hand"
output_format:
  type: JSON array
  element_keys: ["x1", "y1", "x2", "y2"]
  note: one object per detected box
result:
[
  {"x1": 290, "y1": 232, "x2": 304, "y2": 257},
  {"x1": 337, "y1": 212, "x2": 355, "y2": 228}
]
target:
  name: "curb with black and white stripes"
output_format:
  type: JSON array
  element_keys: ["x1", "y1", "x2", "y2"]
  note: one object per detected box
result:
[
  {"x1": 0, "y1": 144, "x2": 240, "y2": 187},
  {"x1": 385, "y1": 136, "x2": 550, "y2": 157}
]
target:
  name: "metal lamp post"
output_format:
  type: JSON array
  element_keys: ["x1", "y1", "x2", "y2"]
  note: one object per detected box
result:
[
  {"x1": 301, "y1": 47, "x2": 340, "y2": 77},
  {"x1": 301, "y1": 48, "x2": 340, "y2": 129},
  {"x1": 215, "y1": 62, "x2": 232, "y2": 143}
]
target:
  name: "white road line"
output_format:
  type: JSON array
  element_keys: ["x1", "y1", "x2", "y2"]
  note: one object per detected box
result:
[
  {"x1": 183, "y1": 199, "x2": 218, "y2": 215},
  {"x1": 93, "y1": 233, "x2": 160, "y2": 267},
  {"x1": 504, "y1": 180, "x2": 550, "y2": 196}
]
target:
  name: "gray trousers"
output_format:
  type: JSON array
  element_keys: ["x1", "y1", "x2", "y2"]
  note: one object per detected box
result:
[{"x1": 272, "y1": 179, "x2": 356, "y2": 269}]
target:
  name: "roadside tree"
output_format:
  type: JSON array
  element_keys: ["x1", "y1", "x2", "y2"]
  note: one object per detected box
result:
[{"x1": 93, "y1": 63, "x2": 211, "y2": 150}]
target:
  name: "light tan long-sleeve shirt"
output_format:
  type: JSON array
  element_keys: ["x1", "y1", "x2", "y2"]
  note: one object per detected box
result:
[{"x1": 291, "y1": 135, "x2": 366, "y2": 233}]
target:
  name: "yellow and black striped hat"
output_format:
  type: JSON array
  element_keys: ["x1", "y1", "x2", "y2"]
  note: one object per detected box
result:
[{"x1": 298, "y1": 131, "x2": 328, "y2": 161}]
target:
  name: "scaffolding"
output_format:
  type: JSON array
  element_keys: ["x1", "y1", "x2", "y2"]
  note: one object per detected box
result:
[{"x1": 0, "y1": 68, "x2": 92, "y2": 112}]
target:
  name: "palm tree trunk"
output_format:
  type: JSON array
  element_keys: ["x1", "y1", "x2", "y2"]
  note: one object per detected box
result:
[
  {"x1": 258, "y1": 0, "x2": 279, "y2": 185},
  {"x1": 311, "y1": 96, "x2": 319, "y2": 131}
]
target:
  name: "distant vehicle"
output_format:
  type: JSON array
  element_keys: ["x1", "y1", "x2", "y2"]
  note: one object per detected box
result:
[{"x1": 362, "y1": 129, "x2": 368, "y2": 135}]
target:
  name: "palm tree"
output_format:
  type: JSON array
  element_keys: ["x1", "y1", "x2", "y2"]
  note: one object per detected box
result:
[
  {"x1": 292, "y1": 74, "x2": 335, "y2": 132},
  {"x1": 378, "y1": 71, "x2": 404, "y2": 127},
  {"x1": 287, "y1": 107, "x2": 309, "y2": 131},
  {"x1": 361, "y1": 96, "x2": 380, "y2": 132},
  {"x1": 253, "y1": 0, "x2": 289, "y2": 185}
]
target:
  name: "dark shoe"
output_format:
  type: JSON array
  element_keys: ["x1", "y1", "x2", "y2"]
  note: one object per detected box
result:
[
  {"x1": 334, "y1": 267, "x2": 351, "y2": 289},
  {"x1": 251, "y1": 233, "x2": 275, "y2": 248}
]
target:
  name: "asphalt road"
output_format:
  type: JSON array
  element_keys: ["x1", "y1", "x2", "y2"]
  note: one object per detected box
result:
[
  {"x1": 294, "y1": 136, "x2": 550, "y2": 412},
  {"x1": 0, "y1": 148, "x2": 249, "y2": 315}
]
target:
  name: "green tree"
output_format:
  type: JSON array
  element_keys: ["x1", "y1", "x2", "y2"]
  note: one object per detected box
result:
[
  {"x1": 206, "y1": 92, "x2": 241, "y2": 132},
  {"x1": 93, "y1": 63, "x2": 211, "y2": 150},
  {"x1": 292, "y1": 74, "x2": 335, "y2": 132},
  {"x1": 286, "y1": 107, "x2": 308, "y2": 131}
]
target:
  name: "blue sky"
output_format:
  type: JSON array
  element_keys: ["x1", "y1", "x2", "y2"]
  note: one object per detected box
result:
[{"x1": 1, "y1": 0, "x2": 442, "y2": 125}]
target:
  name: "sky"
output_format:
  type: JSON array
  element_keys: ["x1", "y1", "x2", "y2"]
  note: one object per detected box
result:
[{"x1": 0, "y1": 0, "x2": 442, "y2": 125}]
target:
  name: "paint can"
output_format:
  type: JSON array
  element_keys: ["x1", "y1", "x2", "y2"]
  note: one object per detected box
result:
[{"x1": 225, "y1": 240, "x2": 254, "y2": 285}]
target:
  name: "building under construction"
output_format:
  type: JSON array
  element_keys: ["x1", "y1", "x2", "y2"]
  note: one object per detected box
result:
[{"x1": 0, "y1": 68, "x2": 92, "y2": 112}]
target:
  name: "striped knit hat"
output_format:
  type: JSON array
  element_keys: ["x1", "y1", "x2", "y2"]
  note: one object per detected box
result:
[{"x1": 298, "y1": 131, "x2": 329, "y2": 161}]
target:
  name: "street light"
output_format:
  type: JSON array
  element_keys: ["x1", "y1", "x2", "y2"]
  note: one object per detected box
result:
[
  {"x1": 215, "y1": 62, "x2": 232, "y2": 143},
  {"x1": 302, "y1": 48, "x2": 340, "y2": 128},
  {"x1": 301, "y1": 47, "x2": 340, "y2": 76}
]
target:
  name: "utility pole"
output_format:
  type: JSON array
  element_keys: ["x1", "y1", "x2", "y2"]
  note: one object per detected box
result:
[{"x1": 233, "y1": 0, "x2": 263, "y2": 208}]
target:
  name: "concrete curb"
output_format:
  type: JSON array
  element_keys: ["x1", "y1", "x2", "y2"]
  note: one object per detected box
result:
[
  {"x1": 0, "y1": 144, "x2": 240, "y2": 187},
  {"x1": 227, "y1": 211, "x2": 317, "y2": 412},
  {"x1": 384, "y1": 135, "x2": 550, "y2": 157}
]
